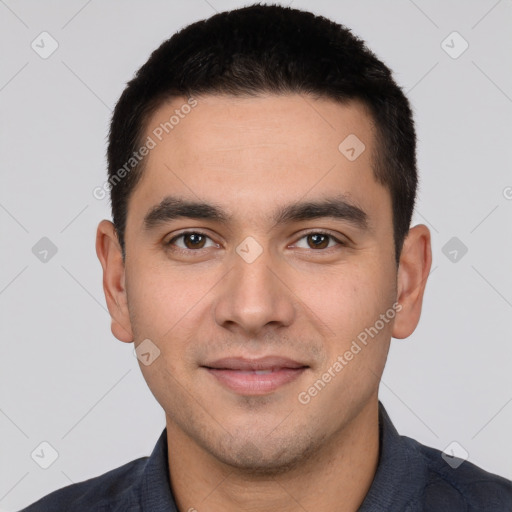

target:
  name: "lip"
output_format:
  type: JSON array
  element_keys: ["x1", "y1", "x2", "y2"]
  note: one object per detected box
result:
[
  {"x1": 204, "y1": 355, "x2": 307, "y2": 371},
  {"x1": 202, "y1": 356, "x2": 308, "y2": 395}
]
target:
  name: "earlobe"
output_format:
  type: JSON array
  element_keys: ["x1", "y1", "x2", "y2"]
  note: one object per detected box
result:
[
  {"x1": 95, "y1": 220, "x2": 134, "y2": 343},
  {"x1": 392, "y1": 224, "x2": 432, "y2": 340}
]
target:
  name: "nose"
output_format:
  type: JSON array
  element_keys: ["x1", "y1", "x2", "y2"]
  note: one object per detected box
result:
[{"x1": 213, "y1": 247, "x2": 296, "y2": 337}]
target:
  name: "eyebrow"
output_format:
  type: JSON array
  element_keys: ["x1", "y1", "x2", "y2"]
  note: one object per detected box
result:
[{"x1": 143, "y1": 194, "x2": 368, "y2": 231}]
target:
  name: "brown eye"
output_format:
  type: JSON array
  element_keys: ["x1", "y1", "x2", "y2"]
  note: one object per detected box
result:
[
  {"x1": 294, "y1": 232, "x2": 343, "y2": 250},
  {"x1": 167, "y1": 231, "x2": 215, "y2": 251},
  {"x1": 306, "y1": 233, "x2": 330, "y2": 249},
  {"x1": 182, "y1": 233, "x2": 206, "y2": 249}
]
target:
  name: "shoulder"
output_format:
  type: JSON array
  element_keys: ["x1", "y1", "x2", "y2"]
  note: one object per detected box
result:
[
  {"x1": 19, "y1": 456, "x2": 148, "y2": 511},
  {"x1": 402, "y1": 435, "x2": 512, "y2": 511}
]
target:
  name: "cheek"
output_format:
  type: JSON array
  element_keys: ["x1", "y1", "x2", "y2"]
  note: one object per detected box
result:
[
  {"x1": 305, "y1": 267, "x2": 394, "y2": 406},
  {"x1": 126, "y1": 266, "x2": 197, "y2": 398},
  {"x1": 126, "y1": 270, "x2": 170, "y2": 338},
  {"x1": 318, "y1": 263, "x2": 390, "y2": 338},
  {"x1": 313, "y1": 268, "x2": 396, "y2": 389},
  {"x1": 126, "y1": 261, "x2": 197, "y2": 337},
  {"x1": 125, "y1": 261, "x2": 219, "y2": 377}
]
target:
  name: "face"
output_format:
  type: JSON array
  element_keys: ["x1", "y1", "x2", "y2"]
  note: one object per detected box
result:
[{"x1": 97, "y1": 93, "x2": 430, "y2": 473}]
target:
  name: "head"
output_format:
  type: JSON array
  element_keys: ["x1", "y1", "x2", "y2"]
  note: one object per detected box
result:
[{"x1": 97, "y1": 3, "x2": 431, "y2": 473}]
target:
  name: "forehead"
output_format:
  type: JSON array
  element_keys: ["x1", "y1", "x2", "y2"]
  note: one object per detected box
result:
[
  {"x1": 144, "y1": 93, "x2": 375, "y2": 166},
  {"x1": 130, "y1": 94, "x2": 389, "y2": 227}
]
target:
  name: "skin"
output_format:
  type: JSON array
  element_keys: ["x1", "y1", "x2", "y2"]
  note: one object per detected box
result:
[{"x1": 96, "y1": 94, "x2": 431, "y2": 512}]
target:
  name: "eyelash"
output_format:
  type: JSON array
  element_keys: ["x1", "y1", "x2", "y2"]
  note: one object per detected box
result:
[{"x1": 165, "y1": 230, "x2": 346, "y2": 254}]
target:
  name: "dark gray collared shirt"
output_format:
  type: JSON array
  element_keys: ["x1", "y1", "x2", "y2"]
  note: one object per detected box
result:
[{"x1": 20, "y1": 402, "x2": 512, "y2": 511}]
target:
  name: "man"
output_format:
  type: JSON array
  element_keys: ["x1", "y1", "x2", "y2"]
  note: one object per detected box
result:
[{"x1": 21, "y1": 3, "x2": 512, "y2": 511}]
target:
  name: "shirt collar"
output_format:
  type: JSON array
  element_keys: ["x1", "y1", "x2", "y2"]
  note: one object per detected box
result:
[
  {"x1": 139, "y1": 428, "x2": 177, "y2": 511},
  {"x1": 358, "y1": 401, "x2": 428, "y2": 511}
]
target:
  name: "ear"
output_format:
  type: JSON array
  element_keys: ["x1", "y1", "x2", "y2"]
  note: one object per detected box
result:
[
  {"x1": 95, "y1": 220, "x2": 134, "y2": 343},
  {"x1": 392, "y1": 224, "x2": 432, "y2": 339}
]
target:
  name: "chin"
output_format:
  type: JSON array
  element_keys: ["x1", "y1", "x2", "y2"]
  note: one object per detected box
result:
[{"x1": 210, "y1": 433, "x2": 321, "y2": 477}]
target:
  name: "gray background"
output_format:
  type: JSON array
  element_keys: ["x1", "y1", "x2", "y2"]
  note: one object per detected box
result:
[{"x1": 1, "y1": 0, "x2": 511, "y2": 510}]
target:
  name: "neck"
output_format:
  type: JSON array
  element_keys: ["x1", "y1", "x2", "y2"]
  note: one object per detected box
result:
[{"x1": 166, "y1": 398, "x2": 380, "y2": 512}]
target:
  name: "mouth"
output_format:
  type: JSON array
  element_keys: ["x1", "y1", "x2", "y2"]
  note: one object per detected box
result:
[{"x1": 201, "y1": 356, "x2": 309, "y2": 395}]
